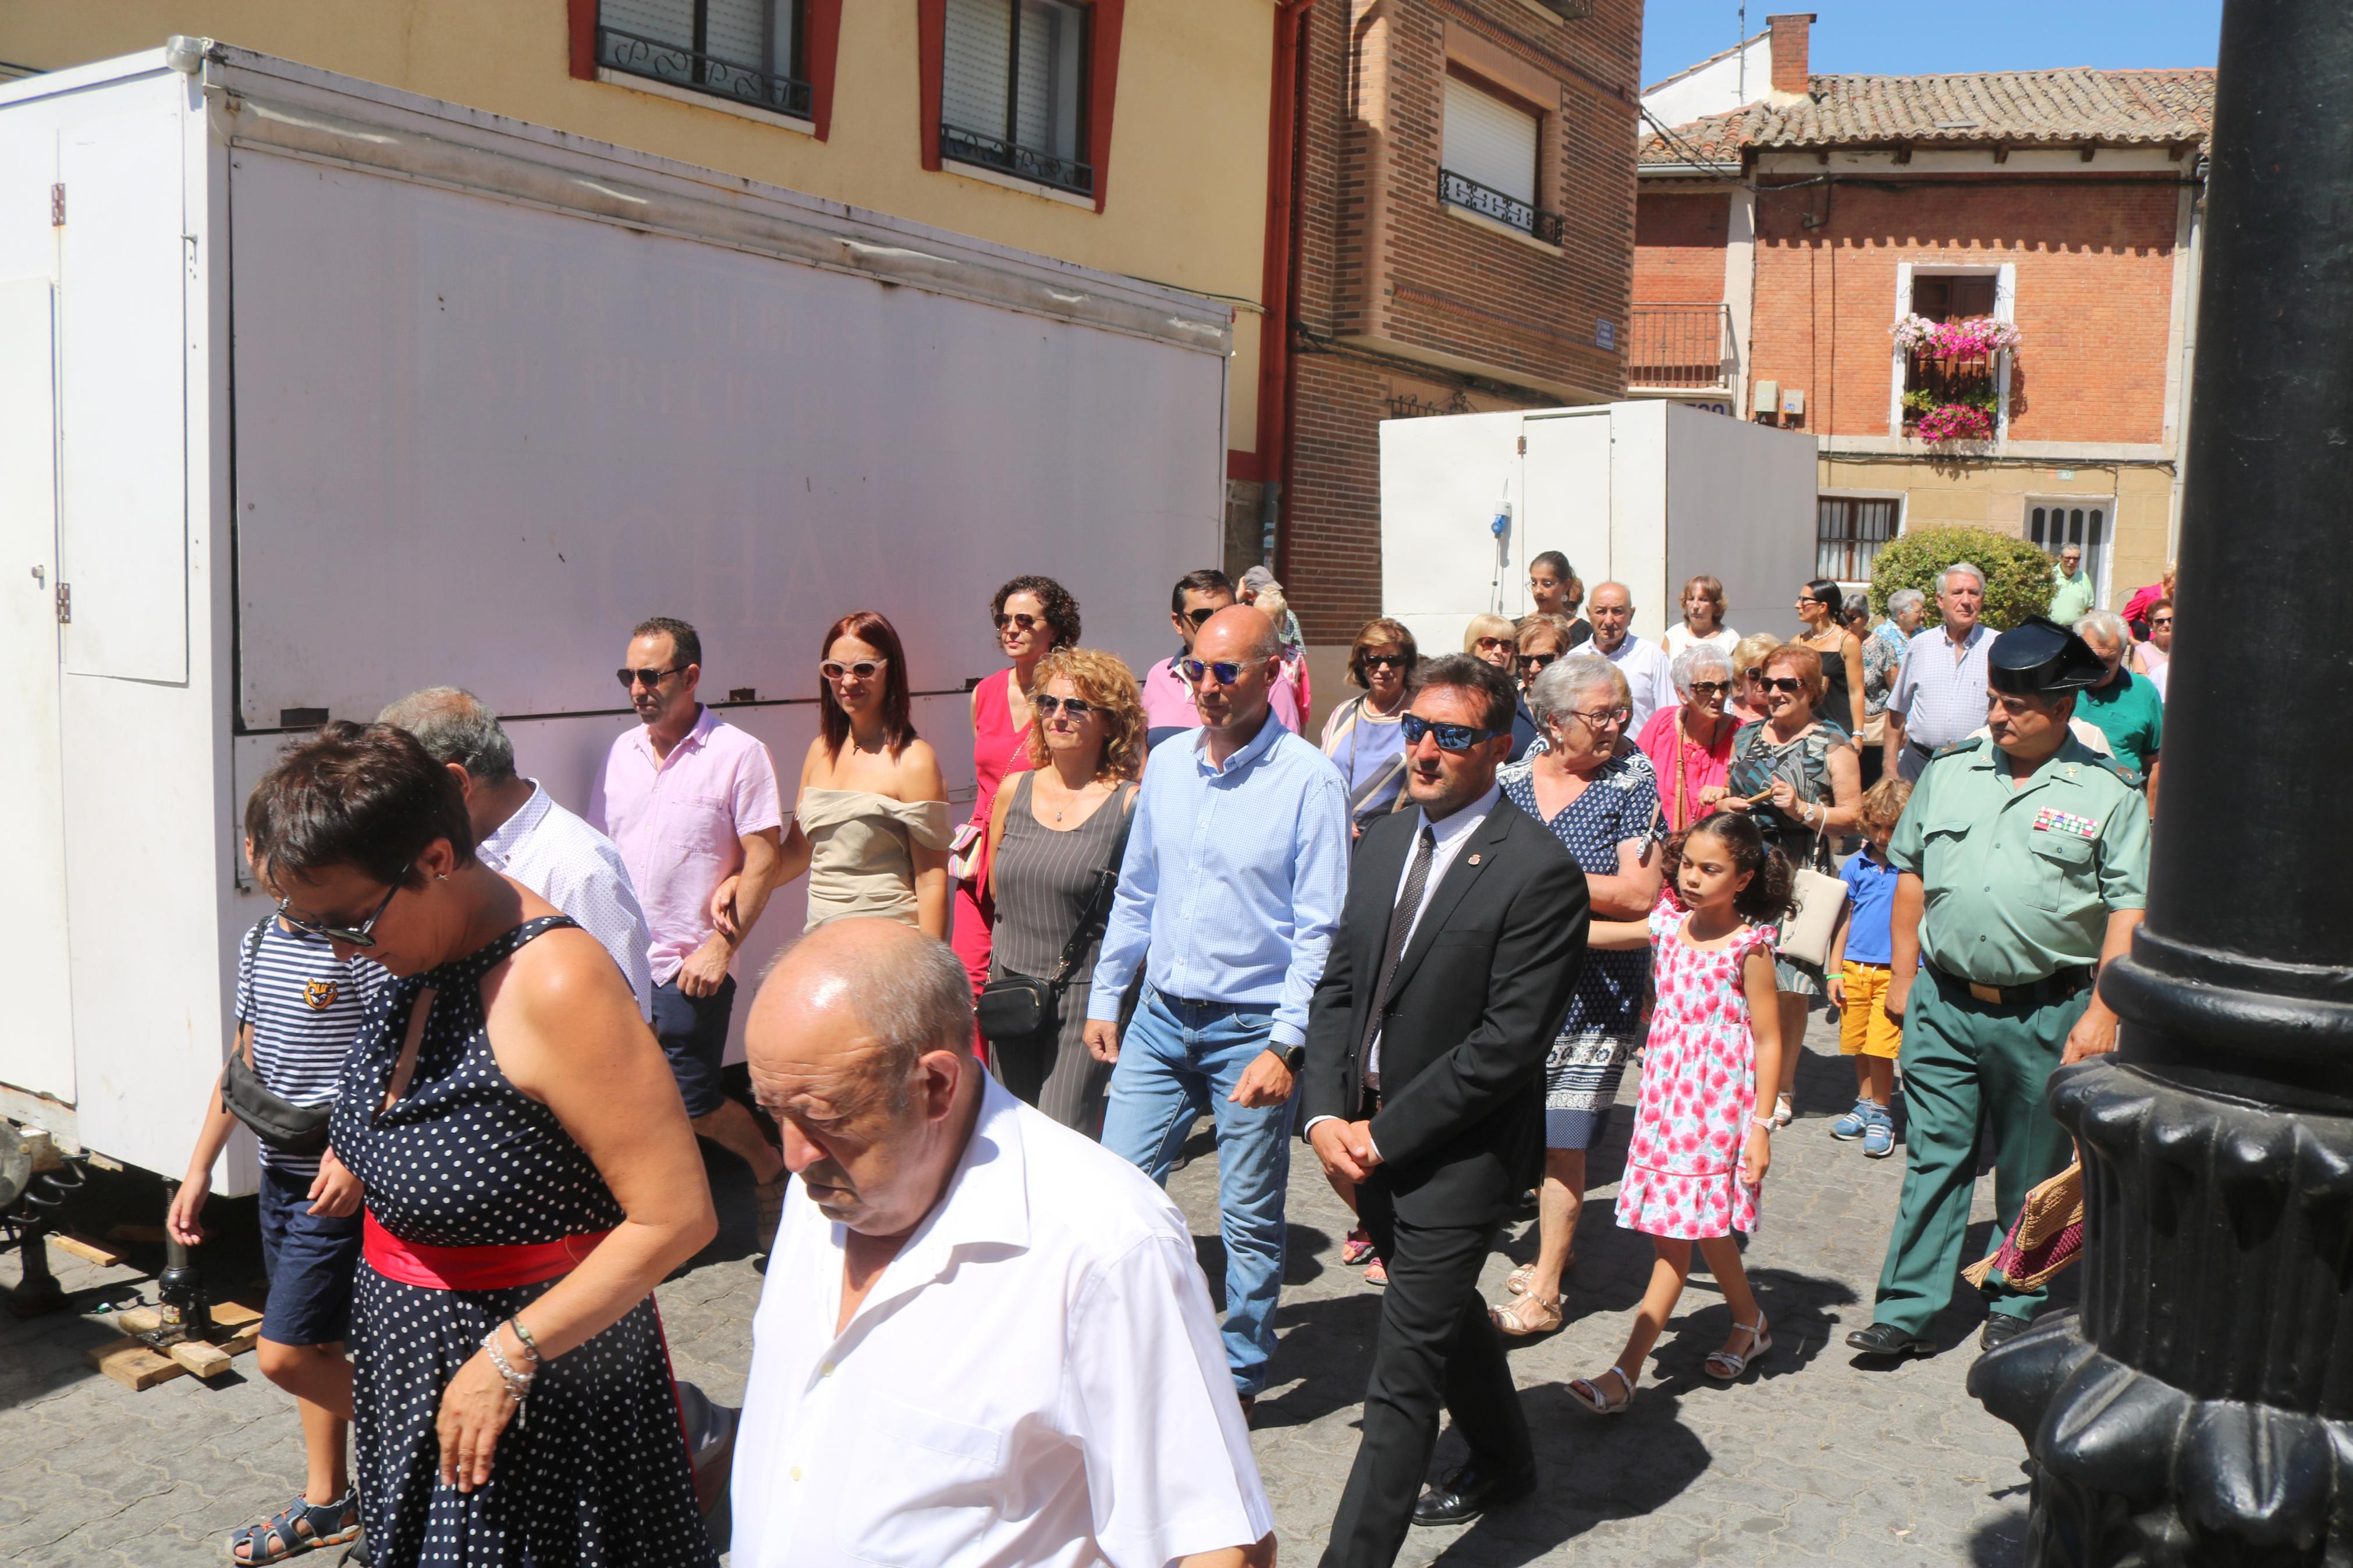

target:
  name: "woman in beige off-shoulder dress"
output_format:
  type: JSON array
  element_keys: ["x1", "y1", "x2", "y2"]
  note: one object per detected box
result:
[{"x1": 766, "y1": 611, "x2": 953, "y2": 938}]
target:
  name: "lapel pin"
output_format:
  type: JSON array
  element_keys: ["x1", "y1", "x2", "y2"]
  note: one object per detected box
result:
[{"x1": 1468, "y1": 854, "x2": 1483, "y2": 865}]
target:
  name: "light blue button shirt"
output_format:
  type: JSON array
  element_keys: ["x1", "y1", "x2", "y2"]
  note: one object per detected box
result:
[{"x1": 1087, "y1": 714, "x2": 1351, "y2": 1048}]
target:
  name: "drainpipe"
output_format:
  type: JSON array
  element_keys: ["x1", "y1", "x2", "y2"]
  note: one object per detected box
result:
[
  {"x1": 1257, "y1": 0, "x2": 1314, "y2": 575},
  {"x1": 1968, "y1": 2, "x2": 2353, "y2": 1559}
]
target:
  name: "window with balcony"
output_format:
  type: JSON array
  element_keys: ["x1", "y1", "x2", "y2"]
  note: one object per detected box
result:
[
  {"x1": 941, "y1": 0, "x2": 1092, "y2": 197},
  {"x1": 1896, "y1": 270, "x2": 2014, "y2": 442},
  {"x1": 1440, "y1": 73, "x2": 1559, "y2": 244},
  {"x1": 597, "y1": 0, "x2": 811, "y2": 119},
  {"x1": 1817, "y1": 496, "x2": 1900, "y2": 582}
]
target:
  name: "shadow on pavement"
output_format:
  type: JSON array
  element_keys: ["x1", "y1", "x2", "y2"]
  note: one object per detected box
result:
[{"x1": 1968, "y1": 1501, "x2": 2031, "y2": 1564}]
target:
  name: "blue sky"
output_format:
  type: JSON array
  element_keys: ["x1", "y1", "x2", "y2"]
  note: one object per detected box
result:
[{"x1": 1641, "y1": 1, "x2": 2223, "y2": 88}]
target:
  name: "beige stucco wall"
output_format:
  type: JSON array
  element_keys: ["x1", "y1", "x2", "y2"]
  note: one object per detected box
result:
[
  {"x1": 1, "y1": 1, "x2": 1276, "y2": 453},
  {"x1": 1819, "y1": 456, "x2": 2175, "y2": 611}
]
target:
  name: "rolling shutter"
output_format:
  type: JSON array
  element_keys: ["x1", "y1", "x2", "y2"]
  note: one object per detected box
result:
[{"x1": 1443, "y1": 74, "x2": 1537, "y2": 205}]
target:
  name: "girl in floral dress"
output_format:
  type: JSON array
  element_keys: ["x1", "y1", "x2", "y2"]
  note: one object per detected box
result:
[{"x1": 1567, "y1": 813, "x2": 1793, "y2": 1414}]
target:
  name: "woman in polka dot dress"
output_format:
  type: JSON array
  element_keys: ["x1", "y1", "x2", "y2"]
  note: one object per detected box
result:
[
  {"x1": 1567, "y1": 813, "x2": 1793, "y2": 1414},
  {"x1": 249, "y1": 722, "x2": 719, "y2": 1566}
]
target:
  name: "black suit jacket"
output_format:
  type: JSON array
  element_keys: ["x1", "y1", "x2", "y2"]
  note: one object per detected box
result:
[{"x1": 1303, "y1": 795, "x2": 1591, "y2": 1227}]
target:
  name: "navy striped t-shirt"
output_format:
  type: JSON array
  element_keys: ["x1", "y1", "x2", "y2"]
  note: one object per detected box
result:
[{"x1": 234, "y1": 918, "x2": 385, "y2": 1176}]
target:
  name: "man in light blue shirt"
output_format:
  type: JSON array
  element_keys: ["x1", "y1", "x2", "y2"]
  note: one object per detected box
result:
[
  {"x1": 1086, "y1": 605, "x2": 1351, "y2": 1404},
  {"x1": 1884, "y1": 562, "x2": 1995, "y2": 783}
]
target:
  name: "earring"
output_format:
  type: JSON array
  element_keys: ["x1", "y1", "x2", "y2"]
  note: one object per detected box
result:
[{"x1": 436, "y1": 872, "x2": 448, "y2": 881}]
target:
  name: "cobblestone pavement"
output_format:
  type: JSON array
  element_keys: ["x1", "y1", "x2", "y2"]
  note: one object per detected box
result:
[{"x1": 1, "y1": 1018, "x2": 2046, "y2": 1565}]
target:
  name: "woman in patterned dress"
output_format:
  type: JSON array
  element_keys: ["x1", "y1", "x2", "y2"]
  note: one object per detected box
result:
[
  {"x1": 247, "y1": 723, "x2": 718, "y2": 1566},
  {"x1": 1722, "y1": 643, "x2": 1861, "y2": 1128},
  {"x1": 1565, "y1": 813, "x2": 1793, "y2": 1413},
  {"x1": 1489, "y1": 655, "x2": 1664, "y2": 1336}
]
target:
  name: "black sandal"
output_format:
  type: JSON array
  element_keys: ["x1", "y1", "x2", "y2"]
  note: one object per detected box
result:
[{"x1": 228, "y1": 1490, "x2": 359, "y2": 1563}]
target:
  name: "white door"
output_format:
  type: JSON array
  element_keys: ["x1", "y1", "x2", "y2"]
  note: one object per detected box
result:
[
  {"x1": 1518, "y1": 413, "x2": 1613, "y2": 616},
  {"x1": 2027, "y1": 498, "x2": 2113, "y2": 608},
  {"x1": 0, "y1": 276, "x2": 76, "y2": 1107}
]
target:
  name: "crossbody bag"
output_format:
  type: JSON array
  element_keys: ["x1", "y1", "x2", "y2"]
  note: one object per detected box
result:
[
  {"x1": 977, "y1": 785, "x2": 1137, "y2": 1041},
  {"x1": 219, "y1": 921, "x2": 338, "y2": 1155}
]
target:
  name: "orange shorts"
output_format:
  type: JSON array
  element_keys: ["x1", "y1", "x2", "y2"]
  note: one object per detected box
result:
[{"x1": 1838, "y1": 961, "x2": 1903, "y2": 1059}]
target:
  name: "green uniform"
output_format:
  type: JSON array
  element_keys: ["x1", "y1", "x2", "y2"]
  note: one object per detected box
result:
[{"x1": 1873, "y1": 734, "x2": 2149, "y2": 1332}]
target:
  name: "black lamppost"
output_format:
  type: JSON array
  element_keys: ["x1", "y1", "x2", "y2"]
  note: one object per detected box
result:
[{"x1": 1966, "y1": 2, "x2": 2353, "y2": 1562}]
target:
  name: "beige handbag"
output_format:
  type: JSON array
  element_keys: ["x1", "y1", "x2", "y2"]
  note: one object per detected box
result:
[{"x1": 1777, "y1": 824, "x2": 1847, "y2": 969}]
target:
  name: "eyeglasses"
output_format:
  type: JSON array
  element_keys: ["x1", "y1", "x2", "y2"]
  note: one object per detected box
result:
[
  {"x1": 1687, "y1": 680, "x2": 1733, "y2": 697},
  {"x1": 616, "y1": 666, "x2": 683, "y2": 691},
  {"x1": 277, "y1": 867, "x2": 408, "y2": 949},
  {"x1": 821, "y1": 658, "x2": 888, "y2": 682},
  {"x1": 1360, "y1": 653, "x2": 1409, "y2": 671},
  {"x1": 1562, "y1": 706, "x2": 1632, "y2": 730},
  {"x1": 1181, "y1": 657, "x2": 1244, "y2": 687},
  {"x1": 1759, "y1": 675, "x2": 1808, "y2": 695},
  {"x1": 1473, "y1": 637, "x2": 1514, "y2": 654},
  {"x1": 1400, "y1": 713, "x2": 1498, "y2": 752},
  {"x1": 1032, "y1": 694, "x2": 1096, "y2": 719},
  {"x1": 1183, "y1": 606, "x2": 1219, "y2": 628},
  {"x1": 1519, "y1": 650, "x2": 1560, "y2": 672},
  {"x1": 993, "y1": 611, "x2": 1043, "y2": 632}
]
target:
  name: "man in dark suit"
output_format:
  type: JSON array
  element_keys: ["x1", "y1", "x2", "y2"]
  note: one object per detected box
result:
[{"x1": 1304, "y1": 652, "x2": 1589, "y2": 1566}]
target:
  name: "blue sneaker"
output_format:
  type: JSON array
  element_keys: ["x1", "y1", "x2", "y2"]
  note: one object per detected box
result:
[
  {"x1": 1862, "y1": 1111, "x2": 1897, "y2": 1158},
  {"x1": 1829, "y1": 1100, "x2": 1873, "y2": 1140}
]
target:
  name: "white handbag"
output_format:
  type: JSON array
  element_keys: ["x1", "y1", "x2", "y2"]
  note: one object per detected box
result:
[{"x1": 1777, "y1": 844, "x2": 1848, "y2": 969}]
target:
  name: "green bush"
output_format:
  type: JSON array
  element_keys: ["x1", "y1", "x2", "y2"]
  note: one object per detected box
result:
[{"x1": 1869, "y1": 526, "x2": 2055, "y2": 631}]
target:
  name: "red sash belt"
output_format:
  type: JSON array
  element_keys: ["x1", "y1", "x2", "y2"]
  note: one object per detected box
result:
[{"x1": 363, "y1": 1211, "x2": 612, "y2": 1291}]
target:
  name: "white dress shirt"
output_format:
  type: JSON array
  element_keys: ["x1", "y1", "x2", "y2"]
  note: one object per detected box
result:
[
  {"x1": 1304, "y1": 784, "x2": 1500, "y2": 1140},
  {"x1": 731, "y1": 1076, "x2": 1273, "y2": 1568},
  {"x1": 475, "y1": 780, "x2": 655, "y2": 1019},
  {"x1": 1597, "y1": 634, "x2": 1677, "y2": 732}
]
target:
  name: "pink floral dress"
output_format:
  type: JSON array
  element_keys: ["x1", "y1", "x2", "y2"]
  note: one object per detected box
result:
[{"x1": 1616, "y1": 897, "x2": 1777, "y2": 1241}]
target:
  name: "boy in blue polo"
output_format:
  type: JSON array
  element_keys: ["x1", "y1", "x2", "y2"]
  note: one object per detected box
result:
[{"x1": 168, "y1": 906, "x2": 383, "y2": 1563}]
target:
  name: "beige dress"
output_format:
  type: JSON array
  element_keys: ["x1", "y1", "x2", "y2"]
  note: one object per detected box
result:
[{"x1": 796, "y1": 788, "x2": 954, "y2": 931}]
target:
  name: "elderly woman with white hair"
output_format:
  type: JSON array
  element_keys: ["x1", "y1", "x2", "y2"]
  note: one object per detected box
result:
[
  {"x1": 1635, "y1": 644, "x2": 1743, "y2": 832},
  {"x1": 1490, "y1": 655, "x2": 1665, "y2": 1335}
]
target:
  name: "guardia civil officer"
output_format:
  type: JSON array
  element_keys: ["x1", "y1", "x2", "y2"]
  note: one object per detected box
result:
[{"x1": 1846, "y1": 618, "x2": 2149, "y2": 1360}]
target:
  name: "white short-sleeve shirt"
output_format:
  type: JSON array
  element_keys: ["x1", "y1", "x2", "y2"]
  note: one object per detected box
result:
[
  {"x1": 730, "y1": 1076, "x2": 1273, "y2": 1568},
  {"x1": 475, "y1": 780, "x2": 655, "y2": 1019}
]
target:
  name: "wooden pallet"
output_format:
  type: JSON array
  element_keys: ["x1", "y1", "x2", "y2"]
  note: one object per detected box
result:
[{"x1": 86, "y1": 1299, "x2": 265, "y2": 1391}]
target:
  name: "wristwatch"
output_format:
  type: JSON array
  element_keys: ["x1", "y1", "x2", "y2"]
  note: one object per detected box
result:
[{"x1": 1279, "y1": 1043, "x2": 1308, "y2": 1073}]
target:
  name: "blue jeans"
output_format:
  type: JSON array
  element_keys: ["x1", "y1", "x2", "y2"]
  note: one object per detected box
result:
[{"x1": 1100, "y1": 990, "x2": 1293, "y2": 1396}]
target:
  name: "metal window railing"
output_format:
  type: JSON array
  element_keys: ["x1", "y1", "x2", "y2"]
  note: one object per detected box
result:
[
  {"x1": 1628, "y1": 304, "x2": 1734, "y2": 389},
  {"x1": 1439, "y1": 169, "x2": 1563, "y2": 246},
  {"x1": 940, "y1": 123, "x2": 1095, "y2": 197},
  {"x1": 597, "y1": 25, "x2": 813, "y2": 119}
]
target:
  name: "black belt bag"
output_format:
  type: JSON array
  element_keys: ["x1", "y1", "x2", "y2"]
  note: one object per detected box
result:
[
  {"x1": 1924, "y1": 961, "x2": 2093, "y2": 1009},
  {"x1": 977, "y1": 788, "x2": 1135, "y2": 1043},
  {"x1": 221, "y1": 1051, "x2": 334, "y2": 1155}
]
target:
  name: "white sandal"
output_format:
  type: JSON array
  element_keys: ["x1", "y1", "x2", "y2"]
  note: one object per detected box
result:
[
  {"x1": 1705, "y1": 1315, "x2": 1773, "y2": 1381},
  {"x1": 1568, "y1": 1364, "x2": 1636, "y2": 1414},
  {"x1": 1772, "y1": 1094, "x2": 1795, "y2": 1129}
]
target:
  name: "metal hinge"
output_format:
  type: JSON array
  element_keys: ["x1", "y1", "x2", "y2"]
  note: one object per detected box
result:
[
  {"x1": 1517, "y1": 435, "x2": 1527, "y2": 454},
  {"x1": 50, "y1": 183, "x2": 63, "y2": 226},
  {"x1": 54, "y1": 582, "x2": 70, "y2": 623}
]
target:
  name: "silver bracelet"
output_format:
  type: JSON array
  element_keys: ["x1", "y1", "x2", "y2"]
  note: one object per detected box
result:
[
  {"x1": 505, "y1": 1316, "x2": 543, "y2": 1366},
  {"x1": 481, "y1": 1329, "x2": 534, "y2": 1428}
]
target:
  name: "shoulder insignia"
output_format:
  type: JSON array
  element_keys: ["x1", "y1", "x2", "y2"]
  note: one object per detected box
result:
[
  {"x1": 1929, "y1": 737, "x2": 1986, "y2": 762},
  {"x1": 2078, "y1": 751, "x2": 2143, "y2": 788}
]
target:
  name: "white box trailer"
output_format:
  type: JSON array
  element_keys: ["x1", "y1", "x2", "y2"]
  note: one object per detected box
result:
[
  {"x1": 0, "y1": 43, "x2": 1233, "y2": 1190},
  {"x1": 1379, "y1": 400, "x2": 1819, "y2": 653}
]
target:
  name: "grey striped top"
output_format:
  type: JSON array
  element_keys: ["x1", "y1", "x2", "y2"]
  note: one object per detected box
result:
[{"x1": 993, "y1": 775, "x2": 1135, "y2": 980}]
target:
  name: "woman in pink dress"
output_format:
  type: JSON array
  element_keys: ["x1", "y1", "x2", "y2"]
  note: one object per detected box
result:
[
  {"x1": 1562, "y1": 813, "x2": 1791, "y2": 1414},
  {"x1": 952, "y1": 576, "x2": 1081, "y2": 1002},
  {"x1": 1635, "y1": 643, "x2": 1743, "y2": 831}
]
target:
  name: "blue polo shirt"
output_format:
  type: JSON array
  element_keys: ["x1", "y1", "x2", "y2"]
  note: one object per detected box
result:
[{"x1": 1838, "y1": 849, "x2": 1901, "y2": 967}]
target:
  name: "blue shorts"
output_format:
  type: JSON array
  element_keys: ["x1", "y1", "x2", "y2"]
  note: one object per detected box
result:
[
  {"x1": 257, "y1": 1164, "x2": 360, "y2": 1347},
  {"x1": 652, "y1": 976, "x2": 736, "y2": 1119}
]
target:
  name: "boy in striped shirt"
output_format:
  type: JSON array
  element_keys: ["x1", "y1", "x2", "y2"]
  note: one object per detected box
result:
[{"x1": 168, "y1": 911, "x2": 384, "y2": 1563}]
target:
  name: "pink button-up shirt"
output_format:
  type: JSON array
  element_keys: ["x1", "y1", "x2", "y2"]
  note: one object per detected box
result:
[
  {"x1": 590, "y1": 706, "x2": 784, "y2": 987},
  {"x1": 1139, "y1": 655, "x2": 1303, "y2": 739}
]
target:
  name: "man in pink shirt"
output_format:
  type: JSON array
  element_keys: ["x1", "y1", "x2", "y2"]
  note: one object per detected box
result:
[
  {"x1": 1141, "y1": 568, "x2": 1303, "y2": 747},
  {"x1": 591, "y1": 616, "x2": 790, "y2": 1234}
]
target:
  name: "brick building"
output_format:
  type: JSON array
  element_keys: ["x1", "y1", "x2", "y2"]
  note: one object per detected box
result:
[
  {"x1": 1258, "y1": 0, "x2": 1642, "y2": 677},
  {"x1": 1632, "y1": 13, "x2": 2213, "y2": 610}
]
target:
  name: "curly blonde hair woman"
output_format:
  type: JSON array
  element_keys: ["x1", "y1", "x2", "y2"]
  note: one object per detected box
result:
[{"x1": 982, "y1": 647, "x2": 1145, "y2": 1128}]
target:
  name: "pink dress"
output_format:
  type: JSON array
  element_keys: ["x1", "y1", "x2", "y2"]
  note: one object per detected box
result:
[
  {"x1": 951, "y1": 667, "x2": 1034, "y2": 998},
  {"x1": 1616, "y1": 897, "x2": 1777, "y2": 1240}
]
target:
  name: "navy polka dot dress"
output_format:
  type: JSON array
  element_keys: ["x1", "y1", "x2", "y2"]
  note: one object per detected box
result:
[{"x1": 332, "y1": 918, "x2": 715, "y2": 1567}]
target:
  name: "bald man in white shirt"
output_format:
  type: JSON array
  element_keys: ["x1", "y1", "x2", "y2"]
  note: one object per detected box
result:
[{"x1": 730, "y1": 919, "x2": 1274, "y2": 1568}]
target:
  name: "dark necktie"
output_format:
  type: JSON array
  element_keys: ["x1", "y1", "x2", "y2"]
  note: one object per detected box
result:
[{"x1": 1360, "y1": 826, "x2": 1438, "y2": 1064}]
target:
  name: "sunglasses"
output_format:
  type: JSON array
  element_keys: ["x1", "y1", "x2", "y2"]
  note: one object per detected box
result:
[
  {"x1": 1687, "y1": 680, "x2": 1734, "y2": 697},
  {"x1": 1473, "y1": 637, "x2": 1514, "y2": 653},
  {"x1": 1360, "y1": 653, "x2": 1410, "y2": 671},
  {"x1": 821, "y1": 658, "x2": 889, "y2": 682},
  {"x1": 1759, "y1": 675, "x2": 1808, "y2": 694},
  {"x1": 1740, "y1": 667, "x2": 1766, "y2": 682},
  {"x1": 1519, "y1": 650, "x2": 1560, "y2": 671},
  {"x1": 1181, "y1": 657, "x2": 1245, "y2": 686},
  {"x1": 994, "y1": 611, "x2": 1044, "y2": 632},
  {"x1": 1400, "y1": 713, "x2": 1498, "y2": 752},
  {"x1": 1032, "y1": 694, "x2": 1096, "y2": 719},
  {"x1": 616, "y1": 666, "x2": 683, "y2": 691},
  {"x1": 1183, "y1": 606, "x2": 1220, "y2": 628},
  {"x1": 278, "y1": 867, "x2": 408, "y2": 949},
  {"x1": 2150, "y1": 616, "x2": 2174, "y2": 627}
]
